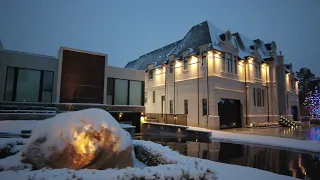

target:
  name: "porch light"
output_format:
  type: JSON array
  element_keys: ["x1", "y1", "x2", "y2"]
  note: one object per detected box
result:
[{"x1": 174, "y1": 115, "x2": 177, "y2": 120}]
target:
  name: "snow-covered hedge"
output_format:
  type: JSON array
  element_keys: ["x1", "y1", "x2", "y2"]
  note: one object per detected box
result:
[
  {"x1": 133, "y1": 140, "x2": 217, "y2": 179},
  {"x1": 0, "y1": 138, "x2": 25, "y2": 159},
  {"x1": 0, "y1": 105, "x2": 58, "y2": 112}
]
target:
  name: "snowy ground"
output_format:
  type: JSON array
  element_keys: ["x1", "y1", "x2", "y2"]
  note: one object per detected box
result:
[
  {"x1": 0, "y1": 120, "x2": 135, "y2": 133},
  {"x1": 0, "y1": 139, "x2": 297, "y2": 180},
  {"x1": 189, "y1": 126, "x2": 320, "y2": 153},
  {"x1": 0, "y1": 120, "x2": 39, "y2": 133}
]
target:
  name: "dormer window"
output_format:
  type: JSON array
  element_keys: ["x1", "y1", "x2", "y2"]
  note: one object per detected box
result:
[
  {"x1": 219, "y1": 31, "x2": 232, "y2": 42},
  {"x1": 250, "y1": 45, "x2": 258, "y2": 51}
]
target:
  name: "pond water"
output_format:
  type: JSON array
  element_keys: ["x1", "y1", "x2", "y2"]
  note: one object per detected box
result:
[{"x1": 136, "y1": 135, "x2": 320, "y2": 180}]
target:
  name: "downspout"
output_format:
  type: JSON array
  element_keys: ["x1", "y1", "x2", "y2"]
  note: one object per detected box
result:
[
  {"x1": 206, "y1": 54, "x2": 209, "y2": 127},
  {"x1": 174, "y1": 61, "x2": 176, "y2": 115},
  {"x1": 164, "y1": 64, "x2": 167, "y2": 123},
  {"x1": 244, "y1": 59, "x2": 248, "y2": 126},
  {"x1": 197, "y1": 56, "x2": 200, "y2": 127},
  {"x1": 266, "y1": 61, "x2": 270, "y2": 122}
]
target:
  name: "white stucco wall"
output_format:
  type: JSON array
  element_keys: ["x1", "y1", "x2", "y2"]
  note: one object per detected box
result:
[{"x1": 144, "y1": 41, "x2": 299, "y2": 129}]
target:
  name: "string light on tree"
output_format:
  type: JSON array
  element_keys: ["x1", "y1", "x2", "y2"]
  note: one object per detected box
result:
[{"x1": 304, "y1": 86, "x2": 320, "y2": 120}]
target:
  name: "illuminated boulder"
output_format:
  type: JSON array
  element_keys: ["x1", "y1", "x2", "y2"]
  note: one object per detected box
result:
[{"x1": 22, "y1": 108, "x2": 133, "y2": 170}]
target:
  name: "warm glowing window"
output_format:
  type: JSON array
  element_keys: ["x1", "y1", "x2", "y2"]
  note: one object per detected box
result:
[
  {"x1": 201, "y1": 51, "x2": 207, "y2": 66},
  {"x1": 183, "y1": 57, "x2": 189, "y2": 70}
]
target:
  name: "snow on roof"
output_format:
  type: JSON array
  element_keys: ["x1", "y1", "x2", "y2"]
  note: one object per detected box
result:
[
  {"x1": 207, "y1": 21, "x2": 224, "y2": 51},
  {"x1": 125, "y1": 21, "x2": 275, "y2": 70}
]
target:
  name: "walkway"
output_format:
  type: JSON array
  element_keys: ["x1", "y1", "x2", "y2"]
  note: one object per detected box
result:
[{"x1": 222, "y1": 124, "x2": 320, "y2": 141}]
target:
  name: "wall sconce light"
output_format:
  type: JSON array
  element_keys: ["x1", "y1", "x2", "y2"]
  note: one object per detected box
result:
[
  {"x1": 119, "y1": 112, "x2": 123, "y2": 119},
  {"x1": 174, "y1": 115, "x2": 177, "y2": 120}
]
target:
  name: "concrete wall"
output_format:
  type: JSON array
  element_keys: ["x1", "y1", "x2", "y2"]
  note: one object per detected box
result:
[
  {"x1": 144, "y1": 41, "x2": 299, "y2": 129},
  {"x1": 0, "y1": 49, "x2": 58, "y2": 101},
  {"x1": 107, "y1": 66, "x2": 145, "y2": 81}
]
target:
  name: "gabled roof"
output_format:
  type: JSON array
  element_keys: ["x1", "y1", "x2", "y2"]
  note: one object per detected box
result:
[{"x1": 125, "y1": 21, "x2": 275, "y2": 70}]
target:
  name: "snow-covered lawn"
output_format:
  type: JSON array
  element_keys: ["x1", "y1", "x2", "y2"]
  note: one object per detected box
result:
[
  {"x1": 0, "y1": 139, "x2": 297, "y2": 180},
  {"x1": 189, "y1": 126, "x2": 320, "y2": 153},
  {"x1": 0, "y1": 120, "x2": 39, "y2": 133},
  {"x1": 0, "y1": 120, "x2": 134, "y2": 133}
]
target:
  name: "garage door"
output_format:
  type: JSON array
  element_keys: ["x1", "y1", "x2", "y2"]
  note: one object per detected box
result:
[{"x1": 218, "y1": 99, "x2": 241, "y2": 129}]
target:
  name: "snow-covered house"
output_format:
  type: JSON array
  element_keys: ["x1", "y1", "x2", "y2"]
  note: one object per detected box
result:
[{"x1": 124, "y1": 21, "x2": 299, "y2": 129}]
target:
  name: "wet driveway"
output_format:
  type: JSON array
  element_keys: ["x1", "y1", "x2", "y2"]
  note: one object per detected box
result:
[{"x1": 222, "y1": 124, "x2": 320, "y2": 141}]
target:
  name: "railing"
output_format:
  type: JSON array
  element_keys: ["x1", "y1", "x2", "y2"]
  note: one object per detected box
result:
[{"x1": 144, "y1": 113, "x2": 187, "y2": 126}]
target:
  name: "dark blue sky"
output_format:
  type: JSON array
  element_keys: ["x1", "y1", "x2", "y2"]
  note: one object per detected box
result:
[{"x1": 1, "y1": 0, "x2": 319, "y2": 75}]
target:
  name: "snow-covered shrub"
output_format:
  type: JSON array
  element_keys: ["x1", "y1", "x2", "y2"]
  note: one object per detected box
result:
[
  {"x1": 133, "y1": 140, "x2": 217, "y2": 180},
  {"x1": 0, "y1": 139, "x2": 24, "y2": 159}
]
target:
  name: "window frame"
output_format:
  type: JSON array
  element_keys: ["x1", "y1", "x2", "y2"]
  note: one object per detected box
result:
[
  {"x1": 201, "y1": 51, "x2": 207, "y2": 66},
  {"x1": 184, "y1": 99, "x2": 188, "y2": 115},
  {"x1": 253, "y1": 88, "x2": 256, "y2": 106},
  {"x1": 107, "y1": 77, "x2": 144, "y2": 106},
  {"x1": 262, "y1": 89, "x2": 265, "y2": 107},
  {"x1": 257, "y1": 88, "x2": 261, "y2": 107},
  {"x1": 202, "y1": 98, "x2": 208, "y2": 116},
  {"x1": 170, "y1": 62, "x2": 174, "y2": 73},
  {"x1": 233, "y1": 56, "x2": 237, "y2": 75},
  {"x1": 148, "y1": 70, "x2": 154, "y2": 79},
  {"x1": 183, "y1": 57, "x2": 189, "y2": 70},
  {"x1": 254, "y1": 61, "x2": 261, "y2": 79},
  {"x1": 4, "y1": 66, "x2": 54, "y2": 102},
  {"x1": 226, "y1": 53, "x2": 232, "y2": 73},
  {"x1": 169, "y1": 100, "x2": 173, "y2": 114},
  {"x1": 222, "y1": 53, "x2": 226, "y2": 72}
]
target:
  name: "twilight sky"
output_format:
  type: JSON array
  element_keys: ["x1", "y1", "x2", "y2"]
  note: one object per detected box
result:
[{"x1": 1, "y1": 0, "x2": 319, "y2": 75}]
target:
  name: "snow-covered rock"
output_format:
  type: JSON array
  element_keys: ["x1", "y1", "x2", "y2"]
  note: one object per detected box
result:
[{"x1": 22, "y1": 108, "x2": 133, "y2": 170}]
